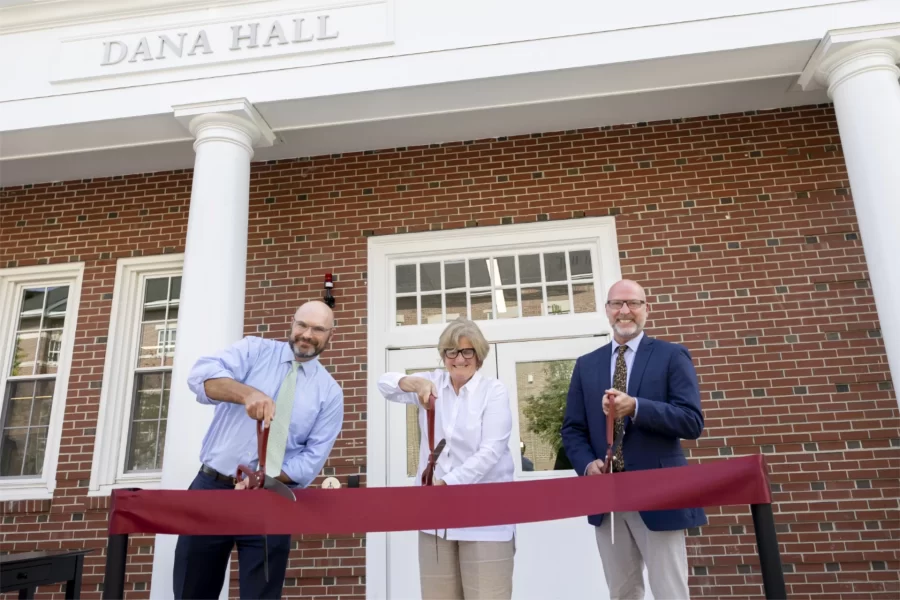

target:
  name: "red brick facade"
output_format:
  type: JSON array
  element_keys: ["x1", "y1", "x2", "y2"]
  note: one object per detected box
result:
[{"x1": 1, "y1": 103, "x2": 898, "y2": 599}]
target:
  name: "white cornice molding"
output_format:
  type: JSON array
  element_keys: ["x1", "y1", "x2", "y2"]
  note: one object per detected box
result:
[
  {"x1": 0, "y1": 0, "x2": 274, "y2": 35},
  {"x1": 797, "y1": 23, "x2": 900, "y2": 91}
]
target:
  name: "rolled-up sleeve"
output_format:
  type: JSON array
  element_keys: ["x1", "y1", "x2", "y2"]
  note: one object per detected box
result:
[
  {"x1": 188, "y1": 336, "x2": 260, "y2": 405},
  {"x1": 378, "y1": 372, "x2": 423, "y2": 405},
  {"x1": 282, "y1": 383, "x2": 344, "y2": 488},
  {"x1": 442, "y1": 381, "x2": 512, "y2": 486}
]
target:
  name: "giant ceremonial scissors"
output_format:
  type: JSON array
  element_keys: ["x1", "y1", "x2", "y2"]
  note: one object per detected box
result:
[{"x1": 236, "y1": 420, "x2": 297, "y2": 581}]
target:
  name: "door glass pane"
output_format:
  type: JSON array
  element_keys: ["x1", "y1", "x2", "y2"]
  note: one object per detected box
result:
[
  {"x1": 395, "y1": 296, "x2": 417, "y2": 326},
  {"x1": 517, "y1": 359, "x2": 576, "y2": 471}
]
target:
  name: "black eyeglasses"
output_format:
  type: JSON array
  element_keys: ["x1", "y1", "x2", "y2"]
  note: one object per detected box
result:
[
  {"x1": 606, "y1": 300, "x2": 646, "y2": 310},
  {"x1": 444, "y1": 348, "x2": 476, "y2": 359}
]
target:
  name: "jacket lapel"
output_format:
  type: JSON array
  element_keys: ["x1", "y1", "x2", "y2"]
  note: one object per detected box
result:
[
  {"x1": 597, "y1": 343, "x2": 612, "y2": 395},
  {"x1": 627, "y1": 335, "x2": 654, "y2": 399}
]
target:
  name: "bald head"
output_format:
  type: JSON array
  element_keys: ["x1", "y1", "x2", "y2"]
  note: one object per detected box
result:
[
  {"x1": 293, "y1": 300, "x2": 334, "y2": 329},
  {"x1": 607, "y1": 279, "x2": 646, "y2": 303},
  {"x1": 605, "y1": 279, "x2": 649, "y2": 343},
  {"x1": 289, "y1": 301, "x2": 335, "y2": 361}
]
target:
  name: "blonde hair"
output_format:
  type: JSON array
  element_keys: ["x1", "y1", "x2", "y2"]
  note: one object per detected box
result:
[{"x1": 437, "y1": 317, "x2": 490, "y2": 367}]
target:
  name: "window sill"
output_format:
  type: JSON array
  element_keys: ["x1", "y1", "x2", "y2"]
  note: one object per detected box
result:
[
  {"x1": 0, "y1": 481, "x2": 54, "y2": 503},
  {"x1": 88, "y1": 476, "x2": 162, "y2": 496}
]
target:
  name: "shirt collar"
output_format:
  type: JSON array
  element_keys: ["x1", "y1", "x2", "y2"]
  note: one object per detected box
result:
[
  {"x1": 441, "y1": 369, "x2": 483, "y2": 394},
  {"x1": 612, "y1": 331, "x2": 644, "y2": 355},
  {"x1": 280, "y1": 342, "x2": 319, "y2": 374}
]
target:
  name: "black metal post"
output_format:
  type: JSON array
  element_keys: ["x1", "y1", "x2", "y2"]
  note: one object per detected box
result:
[
  {"x1": 102, "y1": 533, "x2": 128, "y2": 600},
  {"x1": 751, "y1": 503, "x2": 787, "y2": 599}
]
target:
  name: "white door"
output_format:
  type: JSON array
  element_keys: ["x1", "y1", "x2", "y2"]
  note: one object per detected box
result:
[
  {"x1": 385, "y1": 337, "x2": 643, "y2": 600},
  {"x1": 496, "y1": 337, "x2": 610, "y2": 600}
]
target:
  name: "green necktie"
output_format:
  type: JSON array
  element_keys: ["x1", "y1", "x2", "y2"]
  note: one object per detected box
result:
[{"x1": 265, "y1": 361, "x2": 300, "y2": 476}]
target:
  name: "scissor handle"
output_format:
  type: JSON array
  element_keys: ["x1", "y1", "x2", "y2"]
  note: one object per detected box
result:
[
  {"x1": 256, "y1": 420, "x2": 270, "y2": 472},
  {"x1": 235, "y1": 464, "x2": 265, "y2": 489}
]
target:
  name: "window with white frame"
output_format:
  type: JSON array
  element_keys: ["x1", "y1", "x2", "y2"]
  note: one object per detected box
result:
[
  {"x1": 0, "y1": 264, "x2": 83, "y2": 500},
  {"x1": 394, "y1": 248, "x2": 597, "y2": 327},
  {"x1": 89, "y1": 255, "x2": 183, "y2": 494}
]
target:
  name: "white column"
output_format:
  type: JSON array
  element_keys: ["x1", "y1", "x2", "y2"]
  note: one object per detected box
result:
[
  {"x1": 813, "y1": 38, "x2": 900, "y2": 392},
  {"x1": 149, "y1": 100, "x2": 274, "y2": 599}
]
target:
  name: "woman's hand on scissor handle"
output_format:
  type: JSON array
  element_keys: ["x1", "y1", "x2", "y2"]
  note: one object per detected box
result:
[{"x1": 398, "y1": 376, "x2": 438, "y2": 409}]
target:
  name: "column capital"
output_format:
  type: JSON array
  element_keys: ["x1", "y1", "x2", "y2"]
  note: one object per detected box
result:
[
  {"x1": 798, "y1": 26, "x2": 900, "y2": 94},
  {"x1": 173, "y1": 98, "x2": 276, "y2": 152}
]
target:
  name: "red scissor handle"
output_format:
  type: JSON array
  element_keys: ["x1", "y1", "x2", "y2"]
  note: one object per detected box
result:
[
  {"x1": 236, "y1": 420, "x2": 270, "y2": 488},
  {"x1": 421, "y1": 394, "x2": 439, "y2": 486}
]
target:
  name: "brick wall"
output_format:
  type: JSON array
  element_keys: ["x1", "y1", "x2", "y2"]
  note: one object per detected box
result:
[{"x1": 1, "y1": 103, "x2": 898, "y2": 599}]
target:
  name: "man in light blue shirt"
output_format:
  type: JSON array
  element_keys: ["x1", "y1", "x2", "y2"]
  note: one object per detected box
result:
[{"x1": 173, "y1": 300, "x2": 344, "y2": 600}]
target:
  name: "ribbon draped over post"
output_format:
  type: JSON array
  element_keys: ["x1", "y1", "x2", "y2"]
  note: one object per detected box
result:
[{"x1": 108, "y1": 455, "x2": 772, "y2": 536}]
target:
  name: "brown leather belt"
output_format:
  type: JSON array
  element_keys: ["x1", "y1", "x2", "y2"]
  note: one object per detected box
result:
[{"x1": 200, "y1": 464, "x2": 237, "y2": 485}]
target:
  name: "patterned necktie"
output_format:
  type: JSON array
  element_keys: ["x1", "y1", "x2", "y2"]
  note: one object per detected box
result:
[
  {"x1": 265, "y1": 361, "x2": 300, "y2": 476},
  {"x1": 611, "y1": 345, "x2": 628, "y2": 473}
]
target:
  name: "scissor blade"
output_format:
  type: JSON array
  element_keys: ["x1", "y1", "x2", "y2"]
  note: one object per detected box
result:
[
  {"x1": 605, "y1": 427, "x2": 626, "y2": 472},
  {"x1": 430, "y1": 439, "x2": 447, "y2": 463},
  {"x1": 263, "y1": 475, "x2": 297, "y2": 501}
]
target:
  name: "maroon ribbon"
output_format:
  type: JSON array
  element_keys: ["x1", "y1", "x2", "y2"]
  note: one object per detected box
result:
[{"x1": 108, "y1": 455, "x2": 772, "y2": 536}]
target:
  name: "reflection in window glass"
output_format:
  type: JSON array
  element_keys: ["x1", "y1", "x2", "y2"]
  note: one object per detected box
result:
[
  {"x1": 396, "y1": 296, "x2": 417, "y2": 326},
  {"x1": 495, "y1": 257, "x2": 516, "y2": 286},
  {"x1": 517, "y1": 359, "x2": 576, "y2": 471},
  {"x1": 421, "y1": 294, "x2": 442, "y2": 325},
  {"x1": 518, "y1": 255, "x2": 541, "y2": 285},
  {"x1": 543, "y1": 252, "x2": 567, "y2": 282},
  {"x1": 445, "y1": 292, "x2": 467, "y2": 321},
  {"x1": 2, "y1": 285, "x2": 70, "y2": 478},
  {"x1": 573, "y1": 283, "x2": 596, "y2": 313},
  {"x1": 396, "y1": 264, "x2": 416, "y2": 294},
  {"x1": 444, "y1": 261, "x2": 466, "y2": 290},
  {"x1": 470, "y1": 290, "x2": 493, "y2": 321},
  {"x1": 496, "y1": 289, "x2": 519, "y2": 319},
  {"x1": 546, "y1": 285, "x2": 570, "y2": 315},
  {"x1": 521, "y1": 287, "x2": 543, "y2": 317},
  {"x1": 420, "y1": 263, "x2": 441, "y2": 292},
  {"x1": 469, "y1": 259, "x2": 492, "y2": 288},
  {"x1": 126, "y1": 275, "x2": 180, "y2": 473}
]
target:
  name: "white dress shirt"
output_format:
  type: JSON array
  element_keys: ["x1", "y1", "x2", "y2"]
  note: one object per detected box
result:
[{"x1": 378, "y1": 369, "x2": 516, "y2": 542}]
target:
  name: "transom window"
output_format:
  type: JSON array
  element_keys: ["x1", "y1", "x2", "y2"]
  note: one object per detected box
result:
[
  {"x1": 1, "y1": 286, "x2": 69, "y2": 477},
  {"x1": 394, "y1": 249, "x2": 596, "y2": 327}
]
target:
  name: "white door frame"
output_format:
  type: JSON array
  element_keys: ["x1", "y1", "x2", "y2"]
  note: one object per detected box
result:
[{"x1": 366, "y1": 217, "x2": 622, "y2": 600}]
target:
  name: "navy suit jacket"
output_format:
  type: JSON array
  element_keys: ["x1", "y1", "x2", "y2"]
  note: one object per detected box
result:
[{"x1": 561, "y1": 334, "x2": 708, "y2": 531}]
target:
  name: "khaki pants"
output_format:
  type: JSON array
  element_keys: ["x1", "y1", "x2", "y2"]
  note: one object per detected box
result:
[
  {"x1": 418, "y1": 531, "x2": 515, "y2": 600},
  {"x1": 595, "y1": 511, "x2": 690, "y2": 600}
]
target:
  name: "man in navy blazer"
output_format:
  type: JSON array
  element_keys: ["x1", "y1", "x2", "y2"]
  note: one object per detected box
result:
[{"x1": 561, "y1": 279, "x2": 706, "y2": 600}]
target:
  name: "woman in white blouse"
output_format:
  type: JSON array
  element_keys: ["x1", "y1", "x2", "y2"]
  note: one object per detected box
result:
[{"x1": 378, "y1": 317, "x2": 516, "y2": 600}]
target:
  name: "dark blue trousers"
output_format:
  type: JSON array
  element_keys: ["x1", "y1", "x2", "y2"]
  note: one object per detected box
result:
[{"x1": 173, "y1": 470, "x2": 292, "y2": 599}]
